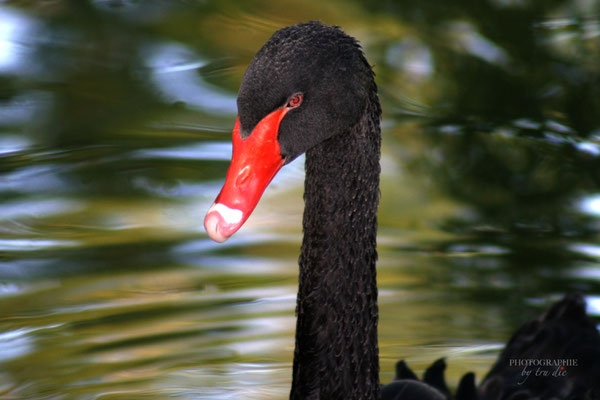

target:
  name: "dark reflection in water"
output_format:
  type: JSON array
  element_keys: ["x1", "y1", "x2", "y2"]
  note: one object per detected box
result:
[
  {"x1": 370, "y1": 0, "x2": 600, "y2": 311},
  {"x1": 0, "y1": 0, "x2": 599, "y2": 399}
]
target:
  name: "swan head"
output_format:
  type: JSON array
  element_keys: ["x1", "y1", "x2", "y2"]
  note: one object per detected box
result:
[{"x1": 205, "y1": 21, "x2": 375, "y2": 242}]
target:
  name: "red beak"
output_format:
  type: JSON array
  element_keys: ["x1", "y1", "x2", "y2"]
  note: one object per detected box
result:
[{"x1": 204, "y1": 108, "x2": 289, "y2": 242}]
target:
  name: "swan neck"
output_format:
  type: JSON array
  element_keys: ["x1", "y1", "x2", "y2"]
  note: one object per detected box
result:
[{"x1": 291, "y1": 95, "x2": 381, "y2": 399}]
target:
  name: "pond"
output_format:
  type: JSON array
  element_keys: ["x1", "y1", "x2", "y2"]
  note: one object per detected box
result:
[{"x1": 1, "y1": 1, "x2": 599, "y2": 399}]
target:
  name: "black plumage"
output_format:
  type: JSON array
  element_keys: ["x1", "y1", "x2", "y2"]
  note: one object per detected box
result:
[
  {"x1": 382, "y1": 294, "x2": 600, "y2": 400},
  {"x1": 479, "y1": 292, "x2": 600, "y2": 400},
  {"x1": 238, "y1": 21, "x2": 376, "y2": 163}
]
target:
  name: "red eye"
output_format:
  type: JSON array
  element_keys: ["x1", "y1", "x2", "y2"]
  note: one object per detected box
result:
[{"x1": 287, "y1": 93, "x2": 303, "y2": 108}]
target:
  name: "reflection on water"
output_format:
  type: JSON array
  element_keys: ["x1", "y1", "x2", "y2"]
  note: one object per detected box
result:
[
  {"x1": 144, "y1": 42, "x2": 237, "y2": 114},
  {"x1": 0, "y1": 7, "x2": 38, "y2": 75},
  {"x1": 0, "y1": 0, "x2": 599, "y2": 399}
]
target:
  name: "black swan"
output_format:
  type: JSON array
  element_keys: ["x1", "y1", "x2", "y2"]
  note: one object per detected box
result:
[
  {"x1": 203, "y1": 21, "x2": 600, "y2": 399},
  {"x1": 204, "y1": 21, "x2": 381, "y2": 399}
]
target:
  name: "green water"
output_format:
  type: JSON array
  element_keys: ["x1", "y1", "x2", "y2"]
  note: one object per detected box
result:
[{"x1": 1, "y1": 1, "x2": 599, "y2": 399}]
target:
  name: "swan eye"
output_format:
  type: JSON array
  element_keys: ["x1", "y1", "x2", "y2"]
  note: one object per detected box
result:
[{"x1": 287, "y1": 93, "x2": 303, "y2": 108}]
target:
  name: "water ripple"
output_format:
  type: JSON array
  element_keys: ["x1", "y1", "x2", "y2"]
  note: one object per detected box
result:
[{"x1": 0, "y1": 238, "x2": 79, "y2": 251}]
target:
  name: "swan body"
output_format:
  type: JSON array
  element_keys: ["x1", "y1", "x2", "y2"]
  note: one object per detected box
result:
[
  {"x1": 384, "y1": 293, "x2": 600, "y2": 400},
  {"x1": 479, "y1": 292, "x2": 600, "y2": 399}
]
